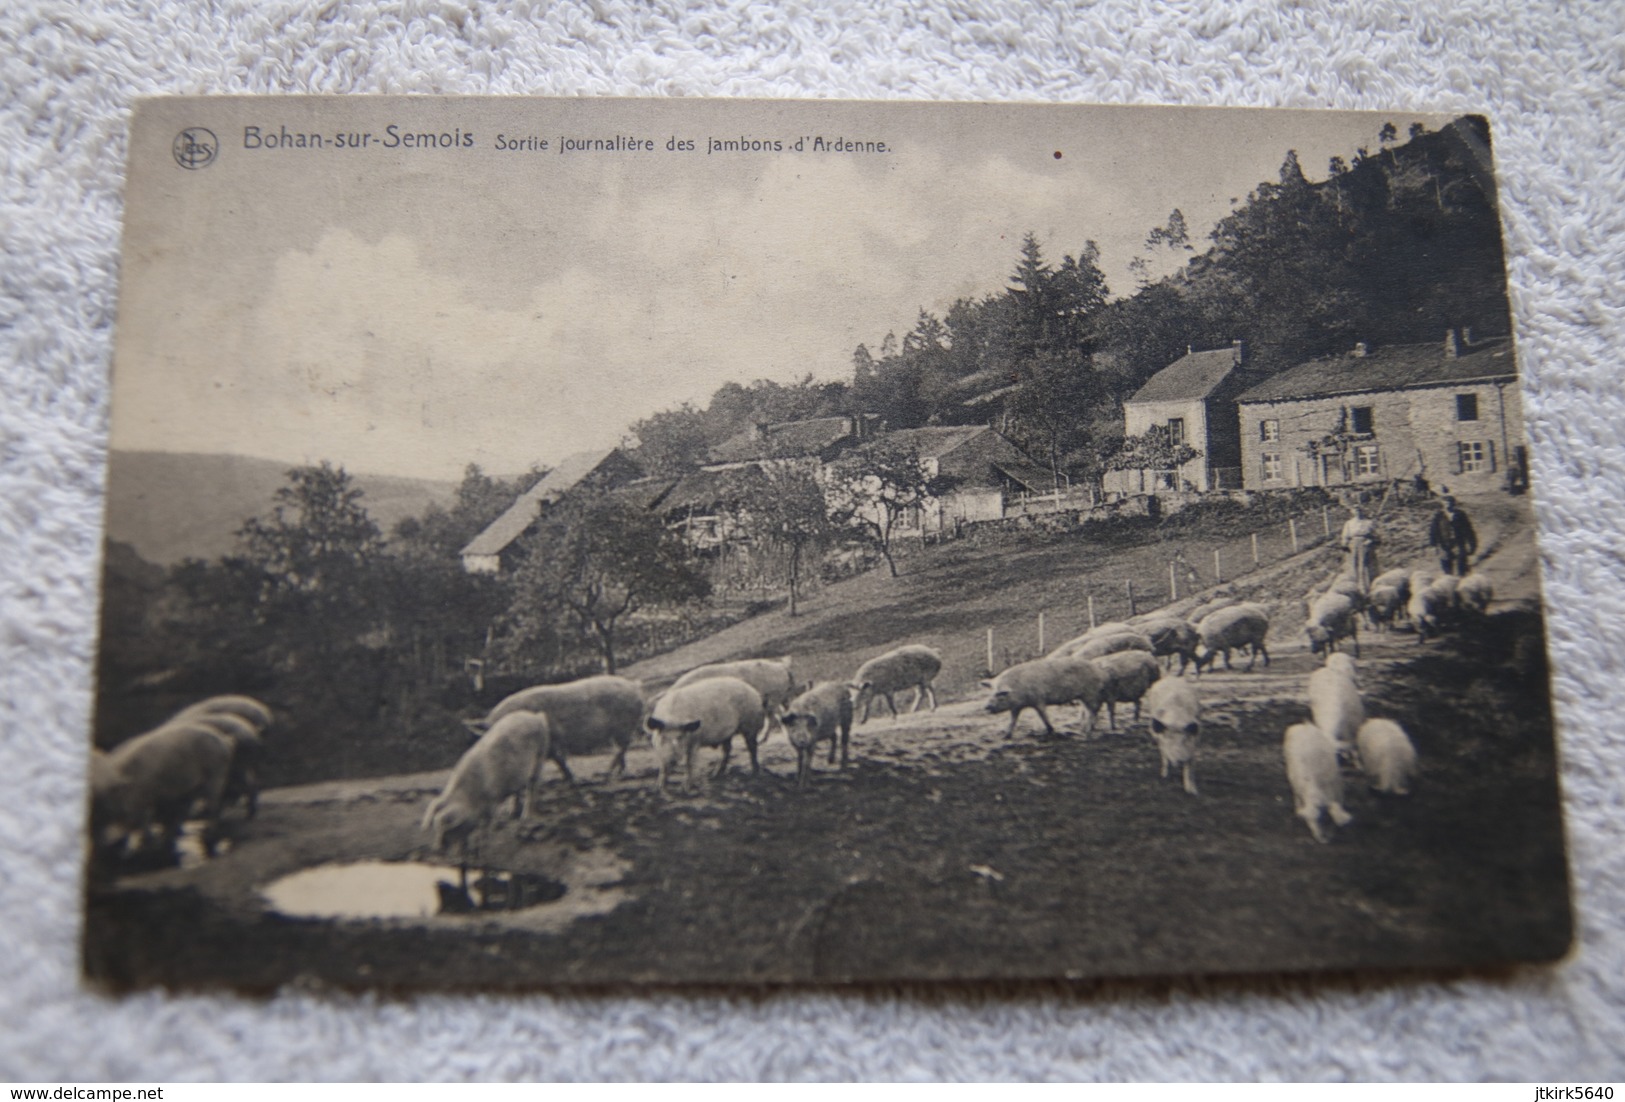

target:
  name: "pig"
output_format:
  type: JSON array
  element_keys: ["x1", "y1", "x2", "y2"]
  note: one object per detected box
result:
[
  {"x1": 1456, "y1": 572, "x2": 1494, "y2": 615},
  {"x1": 470, "y1": 674, "x2": 645, "y2": 782},
  {"x1": 1365, "y1": 585, "x2": 1406, "y2": 631},
  {"x1": 1305, "y1": 592, "x2": 1361, "y2": 658},
  {"x1": 1356, "y1": 718, "x2": 1418, "y2": 795},
  {"x1": 1138, "y1": 617, "x2": 1201, "y2": 674},
  {"x1": 1409, "y1": 575, "x2": 1460, "y2": 643},
  {"x1": 645, "y1": 676, "x2": 767, "y2": 792},
  {"x1": 1185, "y1": 597, "x2": 1238, "y2": 626},
  {"x1": 423, "y1": 712, "x2": 552, "y2": 856},
  {"x1": 1144, "y1": 677, "x2": 1202, "y2": 795},
  {"x1": 850, "y1": 645, "x2": 943, "y2": 723},
  {"x1": 779, "y1": 681, "x2": 856, "y2": 788},
  {"x1": 171, "y1": 694, "x2": 274, "y2": 733},
  {"x1": 92, "y1": 722, "x2": 235, "y2": 859},
  {"x1": 1283, "y1": 722, "x2": 1353, "y2": 843},
  {"x1": 1062, "y1": 632, "x2": 1154, "y2": 662},
  {"x1": 1094, "y1": 650, "x2": 1162, "y2": 731},
  {"x1": 672, "y1": 656, "x2": 796, "y2": 728},
  {"x1": 981, "y1": 656, "x2": 1105, "y2": 738},
  {"x1": 188, "y1": 711, "x2": 265, "y2": 819},
  {"x1": 1308, "y1": 662, "x2": 1365, "y2": 761},
  {"x1": 1192, "y1": 606, "x2": 1271, "y2": 673}
]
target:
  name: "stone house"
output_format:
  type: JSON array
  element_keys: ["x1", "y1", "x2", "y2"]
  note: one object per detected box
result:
[
  {"x1": 1103, "y1": 341, "x2": 1252, "y2": 495},
  {"x1": 1235, "y1": 331, "x2": 1523, "y2": 492}
]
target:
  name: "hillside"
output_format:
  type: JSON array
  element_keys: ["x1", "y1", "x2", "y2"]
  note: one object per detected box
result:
[
  {"x1": 624, "y1": 491, "x2": 1529, "y2": 699},
  {"x1": 104, "y1": 450, "x2": 457, "y2": 565}
]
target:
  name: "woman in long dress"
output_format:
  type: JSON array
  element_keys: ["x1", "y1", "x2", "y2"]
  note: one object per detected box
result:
[{"x1": 1339, "y1": 504, "x2": 1380, "y2": 589}]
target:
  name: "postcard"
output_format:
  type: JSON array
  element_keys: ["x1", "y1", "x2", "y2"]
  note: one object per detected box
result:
[{"x1": 86, "y1": 96, "x2": 1571, "y2": 990}]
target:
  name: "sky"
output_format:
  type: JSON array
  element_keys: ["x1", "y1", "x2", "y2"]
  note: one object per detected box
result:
[{"x1": 111, "y1": 98, "x2": 1459, "y2": 481}]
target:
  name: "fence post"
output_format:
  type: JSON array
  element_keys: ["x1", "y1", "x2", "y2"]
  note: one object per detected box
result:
[
  {"x1": 986, "y1": 627, "x2": 994, "y2": 675},
  {"x1": 1170, "y1": 562, "x2": 1177, "y2": 602},
  {"x1": 1289, "y1": 518, "x2": 1299, "y2": 554},
  {"x1": 1038, "y1": 611, "x2": 1045, "y2": 654},
  {"x1": 1087, "y1": 594, "x2": 1096, "y2": 629},
  {"x1": 1127, "y1": 580, "x2": 1136, "y2": 617},
  {"x1": 1322, "y1": 505, "x2": 1331, "y2": 537},
  {"x1": 1252, "y1": 532, "x2": 1260, "y2": 566},
  {"x1": 1214, "y1": 548, "x2": 1222, "y2": 583}
]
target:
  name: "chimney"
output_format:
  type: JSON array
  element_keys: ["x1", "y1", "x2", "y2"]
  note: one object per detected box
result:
[
  {"x1": 849, "y1": 413, "x2": 861, "y2": 439},
  {"x1": 1352, "y1": 341, "x2": 1367, "y2": 358},
  {"x1": 1231, "y1": 339, "x2": 1246, "y2": 365},
  {"x1": 1444, "y1": 329, "x2": 1459, "y2": 359},
  {"x1": 752, "y1": 421, "x2": 770, "y2": 442},
  {"x1": 1461, "y1": 326, "x2": 1473, "y2": 347}
]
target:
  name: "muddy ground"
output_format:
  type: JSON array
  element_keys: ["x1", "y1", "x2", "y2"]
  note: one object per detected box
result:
[{"x1": 84, "y1": 605, "x2": 1572, "y2": 993}]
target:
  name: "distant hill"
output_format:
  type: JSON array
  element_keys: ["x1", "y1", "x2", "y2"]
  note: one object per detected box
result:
[{"x1": 105, "y1": 450, "x2": 457, "y2": 565}]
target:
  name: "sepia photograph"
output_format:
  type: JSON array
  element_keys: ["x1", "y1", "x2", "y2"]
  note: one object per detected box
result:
[{"x1": 85, "y1": 95, "x2": 1572, "y2": 992}]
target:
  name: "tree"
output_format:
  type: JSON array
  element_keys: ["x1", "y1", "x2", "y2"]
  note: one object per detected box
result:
[
  {"x1": 722, "y1": 464, "x2": 833, "y2": 616},
  {"x1": 1005, "y1": 350, "x2": 1107, "y2": 489},
  {"x1": 509, "y1": 492, "x2": 709, "y2": 674},
  {"x1": 827, "y1": 439, "x2": 953, "y2": 578},
  {"x1": 630, "y1": 402, "x2": 713, "y2": 477},
  {"x1": 1104, "y1": 424, "x2": 1203, "y2": 490},
  {"x1": 237, "y1": 462, "x2": 384, "y2": 655}
]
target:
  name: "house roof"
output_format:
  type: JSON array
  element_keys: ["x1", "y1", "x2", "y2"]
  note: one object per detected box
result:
[
  {"x1": 608, "y1": 476, "x2": 679, "y2": 511},
  {"x1": 1237, "y1": 338, "x2": 1515, "y2": 404},
  {"x1": 1128, "y1": 348, "x2": 1242, "y2": 404},
  {"x1": 882, "y1": 425, "x2": 989, "y2": 460},
  {"x1": 661, "y1": 466, "x2": 768, "y2": 513},
  {"x1": 992, "y1": 461, "x2": 1054, "y2": 493},
  {"x1": 459, "y1": 447, "x2": 620, "y2": 558},
  {"x1": 707, "y1": 416, "x2": 860, "y2": 464}
]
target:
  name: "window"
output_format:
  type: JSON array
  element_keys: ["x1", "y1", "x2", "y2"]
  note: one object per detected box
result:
[
  {"x1": 1260, "y1": 418, "x2": 1280, "y2": 443},
  {"x1": 1350, "y1": 406, "x2": 1374, "y2": 435},
  {"x1": 1167, "y1": 418, "x2": 1185, "y2": 447},
  {"x1": 1261, "y1": 452, "x2": 1282, "y2": 483},
  {"x1": 1354, "y1": 444, "x2": 1381, "y2": 477},
  {"x1": 1456, "y1": 393, "x2": 1480, "y2": 421},
  {"x1": 1460, "y1": 441, "x2": 1487, "y2": 472}
]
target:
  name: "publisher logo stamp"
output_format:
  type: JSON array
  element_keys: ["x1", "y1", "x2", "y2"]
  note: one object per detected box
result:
[{"x1": 173, "y1": 127, "x2": 218, "y2": 170}]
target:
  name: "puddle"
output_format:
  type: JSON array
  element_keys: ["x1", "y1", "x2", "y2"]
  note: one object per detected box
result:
[{"x1": 261, "y1": 860, "x2": 566, "y2": 920}]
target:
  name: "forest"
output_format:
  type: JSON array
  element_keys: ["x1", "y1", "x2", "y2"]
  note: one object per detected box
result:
[{"x1": 93, "y1": 116, "x2": 1514, "y2": 787}]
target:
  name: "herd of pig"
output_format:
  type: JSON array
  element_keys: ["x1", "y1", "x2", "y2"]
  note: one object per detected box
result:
[
  {"x1": 88, "y1": 694, "x2": 272, "y2": 868},
  {"x1": 88, "y1": 558, "x2": 1494, "y2": 872}
]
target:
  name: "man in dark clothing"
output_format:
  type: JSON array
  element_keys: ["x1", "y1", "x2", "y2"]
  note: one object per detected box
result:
[{"x1": 1429, "y1": 496, "x2": 1478, "y2": 575}]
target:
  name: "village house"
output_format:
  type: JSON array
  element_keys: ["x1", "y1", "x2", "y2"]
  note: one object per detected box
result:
[
  {"x1": 1102, "y1": 341, "x2": 1252, "y2": 495},
  {"x1": 653, "y1": 414, "x2": 880, "y2": 548},
  {"x1": 881, "y1": 425, "x2": 1052, "y2": 534},
  {"x1": 703, "y1": 413, "x2": 880, "y2": 471},
  {"x1": 660, "y1": 417, "x2": 1049, "y2": 546},
  {"x1": 1235, "y1": 330, "x2": 1523, "y2": 492},
  {"x1": 458, "y1": 447, "x2": 644, "y2": 574}
]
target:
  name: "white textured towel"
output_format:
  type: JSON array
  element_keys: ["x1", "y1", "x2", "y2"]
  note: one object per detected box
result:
[{"x1": 2, "y1": 0, "x2": 1622, "y2": 1082}]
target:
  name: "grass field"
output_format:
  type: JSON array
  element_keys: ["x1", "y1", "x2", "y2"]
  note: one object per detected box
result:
[{"x1": 623, "y1": 492, "x2": 1453, "y2": 699}]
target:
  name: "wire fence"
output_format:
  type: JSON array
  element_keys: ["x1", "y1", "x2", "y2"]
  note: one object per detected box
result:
[{"x1": 980, "y1": 502, "x2": 1344, "y2": 672}]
